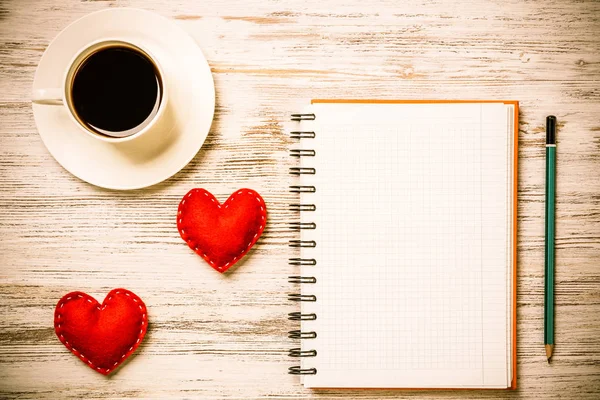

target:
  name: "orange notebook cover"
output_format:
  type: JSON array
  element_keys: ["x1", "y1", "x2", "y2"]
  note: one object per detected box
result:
[{"x1": 291, "y1": 100, "x2": 518, "y2": 389}]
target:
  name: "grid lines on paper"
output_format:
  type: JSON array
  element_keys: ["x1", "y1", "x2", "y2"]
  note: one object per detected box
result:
[{"x1": 312, "y1": 114, "x2": 491, "y2": 374}]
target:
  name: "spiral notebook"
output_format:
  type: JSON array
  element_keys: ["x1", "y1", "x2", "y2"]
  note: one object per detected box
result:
[{"x1": 288, "y1": 100, "x2": 518, "y2": 389}]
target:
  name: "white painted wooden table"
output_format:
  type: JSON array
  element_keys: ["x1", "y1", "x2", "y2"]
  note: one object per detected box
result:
[{"x1": 1, "y1": 0, "x2": 599, "y2": 398}]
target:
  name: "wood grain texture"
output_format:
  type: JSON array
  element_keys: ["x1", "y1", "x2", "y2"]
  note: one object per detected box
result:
[{"x1": 1, "y1": 0, "x2": 599, "y2": 398}]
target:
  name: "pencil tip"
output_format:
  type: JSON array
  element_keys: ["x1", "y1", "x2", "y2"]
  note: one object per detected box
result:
[{"x1": 545, "y1": 344, "x2": 554, "y2": 361}]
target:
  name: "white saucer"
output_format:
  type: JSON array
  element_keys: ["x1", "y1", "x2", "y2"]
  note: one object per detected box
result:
[{"x1": 32, "y1": 8, "x2": 215, "y2": 190}]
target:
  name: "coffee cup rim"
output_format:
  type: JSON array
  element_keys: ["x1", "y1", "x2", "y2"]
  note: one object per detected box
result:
[{"x1": 61, "y1": 39, "x2": 168, "y2": 144}]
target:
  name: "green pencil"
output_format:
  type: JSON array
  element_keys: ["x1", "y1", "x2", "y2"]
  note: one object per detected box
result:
[{"x1": 545, "y1": 115, "x2": 557, "y2": 362}]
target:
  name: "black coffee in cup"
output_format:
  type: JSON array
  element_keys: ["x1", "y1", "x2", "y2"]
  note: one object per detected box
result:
[{"x1": 71, "y1": 45, "x2": 162, "y2": 136}]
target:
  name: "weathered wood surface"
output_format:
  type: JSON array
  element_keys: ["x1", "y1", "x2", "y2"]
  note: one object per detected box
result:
[{"x1": 1, "y1": 0, "x2": 599, "y2": 398}]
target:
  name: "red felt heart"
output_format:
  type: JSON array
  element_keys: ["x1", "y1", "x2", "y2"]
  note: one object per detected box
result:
[
  {"x1": 54, "y1": 289, "x2": 147, "y2": 375},
  {"x1": 177, "y1": 188, "x2": 267, "y2": 273}
]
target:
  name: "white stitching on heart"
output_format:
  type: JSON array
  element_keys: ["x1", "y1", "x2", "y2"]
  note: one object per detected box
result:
[
  {"x1": 177, "y1": 189, "x2": 267, "y2": 272},
  {"x1": 54, "y1": 289, "x2": 147, "y2": 375}
]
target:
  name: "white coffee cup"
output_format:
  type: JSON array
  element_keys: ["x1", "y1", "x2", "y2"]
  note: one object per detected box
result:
[{"x1": 32, "y1": 39, "x2": 169, "y2": 143}]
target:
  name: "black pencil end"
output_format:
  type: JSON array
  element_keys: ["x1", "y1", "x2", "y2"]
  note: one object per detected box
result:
[{"x1": 546, "y1": 116, "x2": 557, "y2": 144}]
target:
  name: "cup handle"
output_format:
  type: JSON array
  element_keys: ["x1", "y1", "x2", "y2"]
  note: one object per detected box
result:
[{"x1": 32, "y1": 88, "x2": 63, "y2": 105}]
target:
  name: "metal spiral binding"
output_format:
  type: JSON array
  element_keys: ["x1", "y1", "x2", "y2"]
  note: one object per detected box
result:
[
  {"x1": 288, "y1": 294, "x2": 317, "y2": 302},
  {"x1": 290, "y1": 131, "x2": 315, "y2": 139},
  {"x1": 289, "y1": 240, "x2": 316, "y2": 248},
  {"x1": 289, "y1": 222, "x2": 316, "y2": 230},
  {"x1": 288, "y1": 276, "x2": 317, "y2": 284},
  {"x1": 289, "y1": 204, "x2": 316, "y2": 212},
  {"x1": 288, "y1": 312, "x2": 317, "y2": 321},
  {"x1": 289, "y1": 167, "x2": 316, "y2": 175},
  {"x1": 289, "y1": 112, "x2": 317, "y2": 375},
  {"x1": 288, "y1": 330, "x2": 317, "y2": 339},
  {"x1": 290, "y1": 185, "x2": 315, "y2": 193},
  {"x1": 288, "y1": 258, "x2": 316, "y2": 265},
  {"x1": 288, "y1": 348, "x2": 317, "y2": 357},
  {"x1": 289, "y1": 366, "x2": 317, "y2": 375},
  {"x1": 290, "y1": 149, "x2": 315, "y2": 157},
  {"x1": 291, "y1": 113, "x2": 316, "y2": 121}
]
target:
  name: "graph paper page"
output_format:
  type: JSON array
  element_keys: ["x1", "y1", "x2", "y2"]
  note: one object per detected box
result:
[{"x1": 299, "y1": 102, "x2": 511, "y2": 388}]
